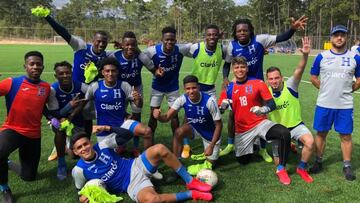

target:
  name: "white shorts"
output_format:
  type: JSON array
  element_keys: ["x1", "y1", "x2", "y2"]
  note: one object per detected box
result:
[
  {"x1": 127, "y1": 157, "x2": 153, "y2": 202},
  {"x1": 203, "y1": 88, "x2": 217, "y2": 100},
  {"x1": 96, "y1": 120, "x2": 140, "y2": 143},
  {"x1": 82, "y1": 100, "x2": 96, "y2": 120},
  {"x1": 130, "y1": 85, "x2": 143, "y2": 114},
  {"x1": 192, "y1": 129, "x2": 220, "y2": 161},
  {"x1": 234, "y1": 119, "x2": 276, "y2": 157},
  {"x1": 150, "y1": 89, "x2": 179, "y2": 107}
]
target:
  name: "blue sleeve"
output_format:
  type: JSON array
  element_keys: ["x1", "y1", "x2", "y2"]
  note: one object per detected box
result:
[
  {"x1": 354, "y1": 55, "x2": 360, "y2": 77},
  {"x1": 193, "y1": 43, "x2": 200, "y2": 58},
  {"x1": 275, "y1": 28, "x2": 295, "y2": 43},
  {"x1": 45, "y1": 16, "x2": 71, "y2": 43},
  {"x1": 226, "y1": 83, "x2": 234, "y2": 99},
  {"x1": 265, "y1": 98, "x2": 276, "y2": 111},
  {"x1": 310, "y1": 54, "x2": 323, "y2": 75}
]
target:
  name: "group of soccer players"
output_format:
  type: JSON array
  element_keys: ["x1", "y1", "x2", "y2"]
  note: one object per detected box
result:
[{"x1": 1, "y1": 6, "x2": 360, "y2": 203}]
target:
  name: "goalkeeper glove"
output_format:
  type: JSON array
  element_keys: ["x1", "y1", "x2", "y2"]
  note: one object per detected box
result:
[
  {"x1": 249, "y1": 106, "x2": 271, "y2": 116},
  {"x1": 219, "y1": 99, "x2": 232, "y2": 113},
  {"x1": 31, "y1": 6, "x2": 50, "y2": 17}
]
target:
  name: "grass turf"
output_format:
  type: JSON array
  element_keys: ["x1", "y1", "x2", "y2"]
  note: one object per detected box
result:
[{"x1": 0, "y1": 44, "x2": 360, "y2": 202}]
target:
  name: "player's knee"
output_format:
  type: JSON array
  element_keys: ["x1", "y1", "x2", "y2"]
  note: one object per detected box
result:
[
  {"x1": 174, "y1": 128, "x2": 185, "y2": 139},
  {"x1": 302, "y1": 135, "x2": 314, "y2": 150},
  {"x1": 154, "y1": 144, "x2": 169, "y2": 156},
  {"x1": 340, "y1": 134, "x2": 352, "y2": 142},
  {"x1": 143, "y1": 127, "x2": 153, "y2": 138},
  {"x1": 143, "y1": 194, "x2": 162, "y2": 203}
]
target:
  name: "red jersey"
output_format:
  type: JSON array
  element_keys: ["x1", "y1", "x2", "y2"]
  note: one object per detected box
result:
[
  {"x1": 0, "y1": 76, "x2": 50, "y2": 138},
  {"x1": 218, "y1": 78, "x2": 273, "y2": 134}
]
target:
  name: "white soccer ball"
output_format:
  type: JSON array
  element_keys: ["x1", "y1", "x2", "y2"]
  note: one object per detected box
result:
[
  {"x1": 196, "y1": 169, "x2": 218, "y2": 187},
  {"x1": 84, "y1": 179, "x2": 106, "y2": 189}
]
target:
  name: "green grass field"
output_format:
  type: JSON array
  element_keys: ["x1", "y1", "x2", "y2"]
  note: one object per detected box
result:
[{"x1": 1, "y1": 44, "x2": 360, "y2": 203}]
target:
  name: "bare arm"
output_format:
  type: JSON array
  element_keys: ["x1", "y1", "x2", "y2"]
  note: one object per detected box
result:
[
  {"x1": 204, "y1": 120, "x2": 222, "y2": 156},
  {"x1": 153, "y1": 108, "x2": 178, "y2": 122},
  {"x1": 353, "y1": 78, "x2": 360, "y2": 92},
  {"x1": 310, "y1": 75, "x2": 320, "y2": 89},
  {"x1": 293, "y1": 37, "x2": 310, "y2": 81}
]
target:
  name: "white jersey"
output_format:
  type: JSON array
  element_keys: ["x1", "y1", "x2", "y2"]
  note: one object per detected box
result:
[{"x1": 310, "y1": 50, "x2": 360, "y2": 109}]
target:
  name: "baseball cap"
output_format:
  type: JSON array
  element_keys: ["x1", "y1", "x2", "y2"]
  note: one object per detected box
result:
[{"x1": 330, "y1": 25, "x2": 348, "y2": 35}]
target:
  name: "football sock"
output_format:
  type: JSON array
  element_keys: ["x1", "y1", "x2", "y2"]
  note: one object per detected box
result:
[
  {"x1": 0, "y1": 184, "x2": 9, "y2": 192},
  {"x1": 277, "y1": 164, "x2": 285, "y2": 171},
  {"x1": 175, "y1": 191, "x2": 192, "y2": 201},
  {"x1": 58, "y1": 156, "x2": 66, "y2": 168},
  {"x1": 228, "y1": 137, "x2": 234, "y2": 144},
  {"x1": 183, "y1": 138, "x2": 190, "y2": 145},
  {"x1": 298, "y1": 160, "x2": 307, "y2": 169},
  {"x1": 343, "y1": 160, "x2": 352, "y2": 168},
  {"x1": 176, "y1": 165, "x2": 192, "y2": 184}
]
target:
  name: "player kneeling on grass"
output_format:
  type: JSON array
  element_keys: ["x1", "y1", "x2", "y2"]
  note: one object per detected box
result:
[
  {"x1": 71, "y1": 128, "x2": 213, "y2": 202},
  {"x1": 46, "y1": 61, "x2": 90, "y2": 180},
  {"x1": 266, "y1": 37, "x2": 314, "y2": 183},
  {"x1": 153, "y1": 75, "x2": 222, "y2": 176},
  {"x1": 218, "y1": 56, "x2": 292, "y2": 185}
]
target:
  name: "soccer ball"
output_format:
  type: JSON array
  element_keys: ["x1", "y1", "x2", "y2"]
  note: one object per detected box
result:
[
  {"x1": 84, "y1": 179, "x2": 106, "y2": 189},
  {"x1": 196, "y1": 169, "x2": 218, "y2": 187}
]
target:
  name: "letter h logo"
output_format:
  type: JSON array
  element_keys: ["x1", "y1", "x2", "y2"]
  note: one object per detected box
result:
[{"x1": 341, "y1": 57, "x2": 351, "y2": 67}]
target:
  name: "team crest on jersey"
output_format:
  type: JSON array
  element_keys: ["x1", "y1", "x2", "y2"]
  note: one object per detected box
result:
[
  {"x1": 245, "y1": 85, "x2": 253, "y2": 94},
  {"x1": 37, "y1": 87, "x2": 46, "y2": 96}
]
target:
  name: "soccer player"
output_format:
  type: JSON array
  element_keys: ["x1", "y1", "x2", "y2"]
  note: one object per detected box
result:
[
  {"x1": 83, "y1": 57, "x2": 152, "y2": 152},
  {"x1": 0, "y1": 51, "x2": 51, "y2": 203},
  {"x1": 47, "y1": 61, "x2": 88, "y2": 180},
  {"x1": 350, "y1": 39, "x2": 360, "y2": 55},
  {"x1": 309, "y1": 25, "x2": 360, "y2": 181},
  {"x1": 220, "y1": 16, "x2": 308, "y2": 161},
  {"x1": 71, "y1": 129, "x2": 213, "y2": 202},
  {"x1": 110, "y1": 31, "x2": 157, "y2": 155},
  {"x1": 218, "y1": 56, "x2": 292, "y2": 185},
  {"x1": 181, "y1": 24, "x2": 226, "y2": 159},
  {"x1": 143, "y1": 26, "x2": 191, "y2": 142},
  {"x1": 153, "y1": 75, "x2": 222, "y2": 175},
  {"x1": 266, "y1": 37, "x2": 314, "y2": 183}
]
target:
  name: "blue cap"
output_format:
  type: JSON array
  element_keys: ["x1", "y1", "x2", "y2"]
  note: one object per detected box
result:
[{"x1": 331, "y1": 25, "x2": 348, "y2": 35}]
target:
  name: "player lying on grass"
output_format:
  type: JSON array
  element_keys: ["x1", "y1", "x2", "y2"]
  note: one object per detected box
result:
[
  {"x1": 47, "y1": 61, "x2": 89, "y2": 180},
  {"x1": 71, "y1": 128, "x2": 213, "y2": 202},
  {"x1": 218, "y1": 56, "x2": 292, "y2": 185},
  {"x1": 266, "y1": 37, "x2": 314, "y2": 183},
  {"x1": 153, "y1": 75, "x2": 222, "y2": 177}
]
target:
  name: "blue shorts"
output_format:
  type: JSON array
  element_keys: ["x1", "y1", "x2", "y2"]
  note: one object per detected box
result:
[{"x1": 313, "y1": 106, "x2": 353, "y2": 135}]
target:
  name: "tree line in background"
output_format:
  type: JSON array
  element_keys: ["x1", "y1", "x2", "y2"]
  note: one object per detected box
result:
[{"x1": 0, "y1": 0, "x2": 359, "y2": 49}]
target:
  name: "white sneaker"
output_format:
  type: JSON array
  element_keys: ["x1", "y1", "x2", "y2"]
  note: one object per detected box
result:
[{"x1": 151, "y1": 170, "x2": 163, "y2": 180}]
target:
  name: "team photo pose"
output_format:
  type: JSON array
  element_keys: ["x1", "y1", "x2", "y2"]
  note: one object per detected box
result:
[
  {"x1": 0, "y1": 51, "x2": 51, "y2": 203},
  {"x1": 220, "y1": 16, "x2": 308, "y2": 161},
  {"x1": 143, "y1": 26, "x2": 192, "y2": 143},
  {"x1": 218, "y1": 56, "x2": 292, "y2": 185},
  {"x1": 310, "y1": 25, "x2": 360, "y2": 181},
  {"x1": 266, "y1": 37, "x2": 314, "y2": 183},
  {"x1": 47, "y1": 61, "x2": 88, "y2": 180},
  {"x1": 153, "y1": 75, "x2": 222, "y2": 176},
  {"x1": 71, "y1": 129, "x2": 213, "y2": 203}
]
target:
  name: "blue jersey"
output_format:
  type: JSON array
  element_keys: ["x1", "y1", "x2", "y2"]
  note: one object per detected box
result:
[
  {"x1": 85, "y1": 80, "x2": 133, "y2": 137},
  {"x1": 112, "y1": 50, "x2": 143, "y2": 87},
  {"x1": 49, "y1": 81, "x2": 87, "y2": 127},
  {"x1": 74, "y1": 143, "x2": 134, "y2": 194},
  {"x1": 73, "y1": 44, "x2": 108, "y2": 83},
  {"x1": 171, "y1": 92, "x2": 221, "y2": 141},
  {"x1": 225, "y1": 35, "x2": 276, "y2": 80},
  {"x1": 144, "y1": 44, "x2": 191, "y2": 92}
]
